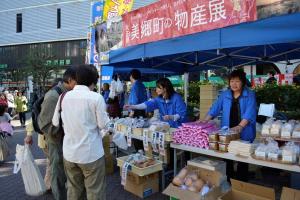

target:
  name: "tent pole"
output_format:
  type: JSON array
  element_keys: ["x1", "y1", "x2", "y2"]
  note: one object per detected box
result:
[{"x1": 184, "y1": 72, "x2": 189, "y2": 104}]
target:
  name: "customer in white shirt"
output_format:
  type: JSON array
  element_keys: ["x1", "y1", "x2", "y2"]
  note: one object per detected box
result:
[{"x1": 52, "y1": 64, "x2": 110, "y2": 200}]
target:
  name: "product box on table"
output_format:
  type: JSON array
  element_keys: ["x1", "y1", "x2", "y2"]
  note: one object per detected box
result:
[
  {"x1": 163, "y1": 165, "x2": 225, "y2": 200},
  {"x1": 132, "y1": 127, "x2": 143, "y2": 137},
  {"x1": 280, "y1": 187, "x2": 300, "y2": 200},
  {"x1": 218, "y1": 179, "x2": 275, "y2": 200},
  {"x1": 187, "y1": 157, "x2": 226, "y2": 175},
  {"x1": 116, "y1": 124, "x2": 128, "y2": 133},
  {"x1": 116, "y1": 155, "x2": 163, "y2": 176}
]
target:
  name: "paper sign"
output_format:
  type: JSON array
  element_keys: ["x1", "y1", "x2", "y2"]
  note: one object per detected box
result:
[
  {"x1": 121, "y1": 162, "x2": 130, "y2": 186},
  {"x1": 158, "y1": 132, "x2": 165, "y2": 156},
  {"x1": 151, "y1": 132, "x2": 158, "y2": 153},
  {"x1": 127, "y1": 126, "x2": 132, "y2": 147},
  {"x1": 143, "y1": 129, "x2": 149, "y2": 152},
  {"x1": 258, "y1": 103, "x2": 275, "y2": 117}
]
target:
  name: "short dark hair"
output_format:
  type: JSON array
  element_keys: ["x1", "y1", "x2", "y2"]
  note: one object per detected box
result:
[
  {"x1": 156, "y1": 78, "x2": 175, "y2": 99},
  {"x1": 63, "y1": 66, "x2": 77, "y2": 83},
  {"x1": 130, "y1": 69, "x2": 141, "y2": 80},
  {"x1": 228, "y1": 70, "x2": 247, "y2": 87},
  {"x1": 269, "y1": 71, "x2": 275, "y2": 76},
  {"x1": 76, "y1": 65, "x2": 99, "y2": 86},
  {"x1": 103, "y1": 83, "x2": 109, "y2": 91}
]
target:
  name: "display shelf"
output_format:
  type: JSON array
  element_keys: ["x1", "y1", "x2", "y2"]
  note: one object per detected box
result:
[{"x1": 171, "y1": 143, "x2": 300, "y2": 174}]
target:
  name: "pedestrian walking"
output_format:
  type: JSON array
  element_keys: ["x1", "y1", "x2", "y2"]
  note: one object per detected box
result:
[{"x1": 15, "y1": 91, "x2": 27, "y2": 127}]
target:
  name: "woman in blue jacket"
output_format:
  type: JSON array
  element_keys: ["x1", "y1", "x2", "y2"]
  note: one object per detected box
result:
[
  {"x1": 125, "y1": 77, "x2": 187, "y2": 128},
  {"x1": 204, "y1": 70, "x2": 257, "y2": 181}
]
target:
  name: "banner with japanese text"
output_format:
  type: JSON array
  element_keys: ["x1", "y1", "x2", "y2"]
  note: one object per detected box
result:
[
  {"x1": 122, "y1": 0, "x2": 257, "y2": 47},
  {"x1": 103, "y1": 0, "x2": 134, "y2": 21}
]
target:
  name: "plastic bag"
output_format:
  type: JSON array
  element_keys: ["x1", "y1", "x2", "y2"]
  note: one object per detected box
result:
[
  {"x1": 116, "y1": 78, "x2": 124, "y2": 93},
  {"x1": 112, "y1": 132, "x2": 128, "y2": 150},
  {"x1": 13, "y1": 144, "x2": 46, "y2": 196},
  {"x1": 0, "y1": 134, "x2": 9, "y2": 161}
]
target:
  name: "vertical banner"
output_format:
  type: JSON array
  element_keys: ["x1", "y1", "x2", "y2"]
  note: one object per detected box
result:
[
  {"x1": 103, "y1": 0, "x2": 135, "y2": 21},
  {"x1": 89, "y1": 0, "x2": 104, "y2": 65},
  {"x1": 122, "y1": 0, "x2": 257, "y2": 47}
]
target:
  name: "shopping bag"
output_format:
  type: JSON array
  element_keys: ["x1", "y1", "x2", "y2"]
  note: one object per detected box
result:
[
  {"x1": 13, "y1": 144, "x2": 46, "y2": 196},
  {"x1": 116, "y1": 78, "x2": 124, "y2": 93},
  {"x1": 0, "y1": 134, "x2": 9, "y2": 161},
  {"x1": 112, "y1": 132, "x2": 128, "y2": 150}
]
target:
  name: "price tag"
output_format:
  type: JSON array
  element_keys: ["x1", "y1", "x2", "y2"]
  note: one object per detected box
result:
[
  {"x1": 158, "y1": 132, "x2": 165, "y2": 156},
  {"x1": 121, "y1": 162, "x2": 130, "y2": 186},
  {"x1": 268, "y1": 152, "x2": 278, "y2": 160},
  {"x1": 283, "y1": 155, "x2": 294, "y2": 163},
  {"x1": 255, "y1": 151, "x2": 266, "y2": 158},
  {"x1": 151, "y1": 132, "x2": 158, "y2": 153},
  {"x1": 143, "y1": 129, "x2": 149, "y2": 152},
  {"x1": 127, "y1": 126, "x2": 132, "y2": 147}
]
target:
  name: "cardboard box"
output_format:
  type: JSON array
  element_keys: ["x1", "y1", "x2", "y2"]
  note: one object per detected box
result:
[
  {"x1": 116, "y1": 155, "x2": 163, "y2": 176},
  {"x1": 132, "y1": 128, "x2": 143, "y2": 137},
  {"x1": 163, "y1": 166, "x2": 224, "y2": 200},
  {"x1": 218, "y1": 179, "x2": 275, "y2": 200},
  {"x1": 187, "y1": 157, "x2": 226, "y2": 175},
  {"x1": 280, "y1": 187, "x2": 300, "y2": 200},
  {"x1": 124, "y1": 172, "x2": 159, "y2": 198}
]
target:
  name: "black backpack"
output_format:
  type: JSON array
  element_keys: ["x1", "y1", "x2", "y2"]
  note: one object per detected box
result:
[{"x1": 32, "y1": 86, "x2": 63, "y2": 134}]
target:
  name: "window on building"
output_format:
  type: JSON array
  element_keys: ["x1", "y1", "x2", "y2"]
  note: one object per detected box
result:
[
  {"x1": 16, "y1": 13, "x2": 22, "y2": 33},
  {"x1": 57, "y1": 8, "x2": 61, "y2": 29}
]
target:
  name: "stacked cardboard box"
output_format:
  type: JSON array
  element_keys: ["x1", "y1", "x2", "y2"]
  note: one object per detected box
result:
[
  {"x1": 199, "y1": 85, "x2": 220, "y2": 119},
  {"x1": 117, "y1": 155, "x2": 163, "y2": 198},
  {"x1": 124, "y1": 171, "x2": 159, "y2": 198}
]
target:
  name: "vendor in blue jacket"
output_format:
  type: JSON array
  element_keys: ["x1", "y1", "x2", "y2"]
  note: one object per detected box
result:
[
  {"x1": 125, "y1": 77, "x2": 187, "y2": 128},
  {"x1": 204, "y1": 69, "x2": 257, "y2": 181}
]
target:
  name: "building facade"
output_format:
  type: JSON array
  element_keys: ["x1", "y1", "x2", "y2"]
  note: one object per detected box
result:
[{"x1": 0, "y1": 0, "x2": 157, "y2": 71}]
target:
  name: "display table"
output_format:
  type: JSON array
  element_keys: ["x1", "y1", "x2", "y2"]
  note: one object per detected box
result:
[{"x1": 171, "y1": 143, "x2": 300, "y2": 176}]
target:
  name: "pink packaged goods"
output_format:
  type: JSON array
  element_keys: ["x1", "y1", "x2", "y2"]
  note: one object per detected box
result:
[{"x1": 173, "y1": 122, "x2": 218, "y2": 149}]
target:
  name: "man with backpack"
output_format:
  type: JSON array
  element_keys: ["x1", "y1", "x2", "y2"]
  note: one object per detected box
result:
[
  {"x1": 29, "y1": 67, "x2": 76, "y2": 200},
  {"x1": 24, "y1": 78, "x2": 65, "y2": 191}
]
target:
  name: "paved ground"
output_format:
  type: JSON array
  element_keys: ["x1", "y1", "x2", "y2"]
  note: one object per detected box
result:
[{"x1": 0, "y1": 120, "x2": 168, "y2": 200}]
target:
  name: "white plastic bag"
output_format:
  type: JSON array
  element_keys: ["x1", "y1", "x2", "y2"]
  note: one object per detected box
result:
[
  {"x1": 116, "y1": 78, "x2": 124, "y2": 93},
  {"x1": 112, "y1": 132, "x2": 128, "y2": 150},
  {"x1": 13, "y1": 144, "x2": 46, "y2": 196}
]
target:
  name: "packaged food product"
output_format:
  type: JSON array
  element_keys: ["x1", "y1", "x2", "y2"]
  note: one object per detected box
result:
[
  {"x1": 218, "y1": 143, "x2": 229, "y2": 152},
  {"x1": 270, "y1": 120, "x2": 282, "y2": 136},
  {"x1": 281, "y1": 142, "x2": 300, "y2": 164},
  {"x1": 281, "y1": 120, "x2": 295, "y2": 138},
  {"x1": 209, "y1": 142, "x2": 218, "y2": 151},
  {"x1": 261, "y1": 118, "x2": 274, "y2": 136},
  {"x1": 208, "y1": 132, "x2": 219, "y2": 142},
  {"x1": 292, "y1": 124, "x2": 300, "y2": 138}
]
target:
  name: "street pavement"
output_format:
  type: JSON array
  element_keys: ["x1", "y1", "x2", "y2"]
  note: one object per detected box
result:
[{"x1": 0, "y1": 120, "x2": 168, "y2": 200}]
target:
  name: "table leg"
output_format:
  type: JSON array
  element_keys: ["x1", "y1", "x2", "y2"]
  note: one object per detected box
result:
[{"x1": 173, "y1": 148, "x2": 177, "y2": 176}]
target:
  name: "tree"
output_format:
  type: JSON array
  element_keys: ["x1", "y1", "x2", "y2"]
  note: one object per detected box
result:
[{"x1": 22, "y1": 50, "x2": 61, "y2": 93}]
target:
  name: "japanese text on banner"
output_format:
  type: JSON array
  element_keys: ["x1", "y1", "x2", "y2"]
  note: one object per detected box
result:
[{"x1": 122, "y1": 0, "x2": 257, "y2": 47}]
